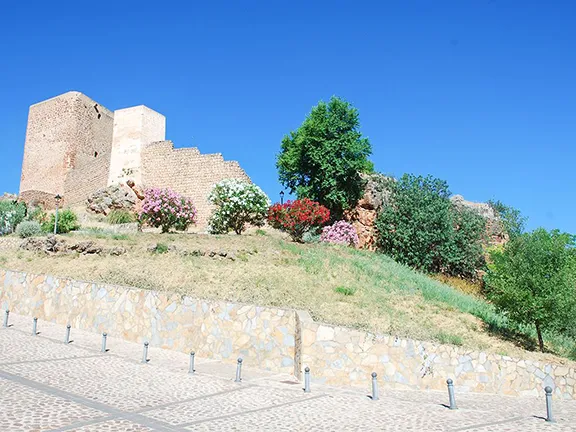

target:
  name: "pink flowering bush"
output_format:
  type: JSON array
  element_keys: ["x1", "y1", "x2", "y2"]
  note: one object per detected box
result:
[
  {"x1": 138, "y1": 188, "x2": 197, "y2": 233},
  {"x1": 320, "y1": 220, "x2": 359, "y2": 247}
]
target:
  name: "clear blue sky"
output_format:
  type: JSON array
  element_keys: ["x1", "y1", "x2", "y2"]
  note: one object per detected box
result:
[{"x1": 1, "y1": 1, "x2": 574, "y2": 233}]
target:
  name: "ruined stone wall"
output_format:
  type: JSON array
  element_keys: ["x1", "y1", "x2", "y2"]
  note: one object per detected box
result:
[
  {"x1": 19, "y1": 92, "x2": 114, "y2": 207},
  {"x1": 141, "y1": 141, "x2": 251, "y2": 224}
]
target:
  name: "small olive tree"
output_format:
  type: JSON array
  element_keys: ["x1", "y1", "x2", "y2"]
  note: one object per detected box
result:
[{"x1": 484, "y1": 228, "x2": 576, "y2": 352}]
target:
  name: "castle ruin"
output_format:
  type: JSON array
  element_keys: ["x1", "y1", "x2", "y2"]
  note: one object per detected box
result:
[{"x1": 19, "y1": 91, "x2": 250, "y2": 224}]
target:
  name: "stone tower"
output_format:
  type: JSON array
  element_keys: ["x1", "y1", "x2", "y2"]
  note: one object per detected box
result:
[
  {"x1": 19, "y1": 91, "x2": 251, "y2": 223},
  {"x1": 107, "y1": 106, "x2": 166, "y2": 187},
  {"x1": 19, "y1": 91, "x2": 114, "y2": 208}
]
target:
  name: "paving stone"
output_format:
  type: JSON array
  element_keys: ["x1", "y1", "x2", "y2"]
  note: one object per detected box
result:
[{"x1": 0, "y1": 313, "x2": 575, "y2": 431}]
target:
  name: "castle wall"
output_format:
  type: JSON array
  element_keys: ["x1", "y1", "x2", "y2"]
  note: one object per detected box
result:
[
  {"x1": 141, "y1": 141, "x2": 250, "y2": 225},
  {"x1": 19, "y1": 91, "x2": 114, "y2": 207},
  {"x1": 108, "y1": 106, "x2": 166, "y2": 186}
]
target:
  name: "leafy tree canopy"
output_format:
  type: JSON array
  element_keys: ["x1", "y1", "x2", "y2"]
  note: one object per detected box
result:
[
  {"x1": 488, "y1": 199, "x2": 526, "y2": 240},
  {"x1": 277, "y1": 96, "x2": 373, "y2": 219},
  {"x1": 484, "y1": 228, "x2": 576, "y2": 352},
  {"x1": 376, "y1": 174, "x2": 486, "y2": 278}
]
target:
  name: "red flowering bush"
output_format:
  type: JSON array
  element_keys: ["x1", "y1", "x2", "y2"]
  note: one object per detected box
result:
[
  {"x1": 268, "y1": 198, "x2": 330, "y2": 242},
  {"x1": 138, "y1": 188, "x2": 197, "y2": 233}
]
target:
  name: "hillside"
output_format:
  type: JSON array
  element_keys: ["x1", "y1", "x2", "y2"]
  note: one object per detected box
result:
[{"x1": 0, "y1": 226, "x2": 574, "y2": 364}]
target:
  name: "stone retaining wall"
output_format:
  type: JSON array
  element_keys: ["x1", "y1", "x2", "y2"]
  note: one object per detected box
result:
[{"x1": 1, "y1": 268, "x2": 574, "y2": 399}]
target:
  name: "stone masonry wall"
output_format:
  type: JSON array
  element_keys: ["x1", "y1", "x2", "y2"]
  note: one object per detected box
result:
[
  {"x1": 108, "y1": 106, "x2": 166, "y2": 187},
  {"x1": 141, "y1": 141, "x2": 251, "y2": 225},
  {"x1": 1, "y1": 268, "x2": 575, "y2": 400},
  {"x1": 20, "y1": 92, "x2": 114, "y2": 207},
  {"x1": 0, "y1": 269, "x2": 295, "y2": 374}
]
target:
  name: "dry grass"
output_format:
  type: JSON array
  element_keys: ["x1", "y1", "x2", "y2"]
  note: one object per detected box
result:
[
  {"x1": 432, "y1": 274, "x2": 484, "y2": 297},
  {"x1": 1, "y1": 227, "x2": 574, "y2": 364}
]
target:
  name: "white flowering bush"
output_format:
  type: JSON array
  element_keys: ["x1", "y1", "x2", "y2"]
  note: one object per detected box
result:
[
  {"x1": 208, "y1": 179, "x2": 270, "y2": 235},
  {"x1": 320, "y1": 220, "x2": 359, "y2": 247}
]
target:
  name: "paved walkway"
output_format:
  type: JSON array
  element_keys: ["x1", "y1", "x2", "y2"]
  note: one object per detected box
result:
[{"x1": 0, "y1": 313, "x2": 574, "y2": 431}]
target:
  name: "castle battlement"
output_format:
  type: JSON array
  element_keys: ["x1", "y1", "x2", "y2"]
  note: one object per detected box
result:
[{"x1": 19, "y1": 92, "x2": 250, "y2": 224}]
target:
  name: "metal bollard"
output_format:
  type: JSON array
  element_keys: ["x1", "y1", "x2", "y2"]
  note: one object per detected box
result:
[
  {"x1": 545, "y1": 386, "x2": 555, "y2": 422},
  {"x1": 142, "y1": 342, "x2": 149, "y2": 364},
  {"x1": 101, "y1": 333, "x2": 107, "y2": 353},
  {"x1": 447, "y1": 379, "x2": 457, "y2": 410},
  {"x1": 235, "y1": 358, "x2": 243, "y2": 382},
  {"x1": 371, "y1": 372, "x2": 379, "y2": 401},
  {"x1": 189, "y1": 351, "x2": 195, "y2": 374},
  {"x1": 64, "y1": 324, "x2": 71, "y2": 344},
  {"x1": 3, "y1": 310, "x2": 9, "y2": 328},
  {"x1": 304, "y1": 367, "x2": 311, "y2": 393},
  {"x1": 32, "y1": 317, "x2": 38, "y2": 336}
]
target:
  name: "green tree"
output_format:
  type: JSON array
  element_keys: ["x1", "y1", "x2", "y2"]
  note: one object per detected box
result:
[
  {"x1": 375, "y1": 174, "x2": 485, "y2": 278},
  {"x1": 277, "y1": 96, "x2": 373, "y2": 219},
  {"x1": 487, "y1": 199, "x2": 525, "y2": 239},
  {"x1": 484, "y1": 228, "x2": 576, "y2": 352}
]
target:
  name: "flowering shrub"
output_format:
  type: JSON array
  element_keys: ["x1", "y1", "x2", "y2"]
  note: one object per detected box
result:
[
  {"x1": 268, "y1": 198, "x2": 330, "y2": 242},
  {"x1": 138, "y1": 188, "x2": 197, "y2": 233},
  {"x1": 0, "y1": 200, "x2": 26, "y2": 235},
  {"x1": 320, "y1": 220, "x2": 359, "y2": 247},
  {"x1": 208, "y1": 179, "x2": 270, "y2": 235}
]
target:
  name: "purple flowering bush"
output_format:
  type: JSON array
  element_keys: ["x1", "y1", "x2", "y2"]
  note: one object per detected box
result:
[
  {"x1": 320, "y1": 220, "x2": 359, "y2": 247},
  {"x1": 138, "y1": 188, "x2": 197, "y2": 233}
]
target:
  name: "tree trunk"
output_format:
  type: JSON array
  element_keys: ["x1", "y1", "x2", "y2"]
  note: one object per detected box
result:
[{"x1": 535, "y1": 321, "x2": 545, "y2": 352}]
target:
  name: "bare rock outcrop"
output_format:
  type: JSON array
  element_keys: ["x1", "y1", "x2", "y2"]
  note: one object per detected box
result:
[
  {"x1": 20, "y1": 236, "x2": 126, "y2": 256},
  {"x1": 344, "y1": 173, "x2": 391, "y2": 250},
  {"x1": 86, "y1": 184, "x2": 137, "y2": 215},
  {"x1": 450, "y1": 195, "x2": 508, "y2": 246},
  {"x1": 0, "y1": 193, "x2": 18, "y2": 203}
]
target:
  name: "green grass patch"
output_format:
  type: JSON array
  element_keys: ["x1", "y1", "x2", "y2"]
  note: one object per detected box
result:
[
  {"x1": 436, "y1": 331, "x2": 463, "y2": 346},
  {"x1": 334, "y1": 286, "x2": 356, "y2": 296}
]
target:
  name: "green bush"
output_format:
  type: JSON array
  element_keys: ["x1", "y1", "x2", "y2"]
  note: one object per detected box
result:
[
  {"x1": 107, "y1": 210, "x2": 136, "y2": 225},
  {"x1": 42, "y1": 209, "x2": 80, "y2": 234},
  {"x1": 15, "y1": 220, "x2": 43, "y2": 238},
  {"x1": 0, "y1": 200, "x2": 27, "y2": 235},
  {"x1": 375, "y1": 174, "x2": 485, "y2": 278}
]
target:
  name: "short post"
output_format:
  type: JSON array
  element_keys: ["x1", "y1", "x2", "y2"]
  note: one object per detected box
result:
[
  {"x1": 32, "y1": 317, "x2": 38, "y2": 336},
  {"x1": 371, "y1": 372, "x2": 379, "y2": 401},
  {"x1": 545, "y1": 386, "x2": 555, "y2": 423},
  {"x1": 142, "y1": 342, "x2": 149, "y2": 364},
  {"x1": 189, "y1": 351, "x2": 195, "y2": 374},
  {"x1": 3, "y1": 309, "x2": 9, "y2": 328},
  {"x1": 447, "y1": 378, "x2": 457, "y2": 410},
  {"x1": 101, "y1": 333, "x2": 107, "y2": 353},
  {"x1": 235, "y1": 358, "x2": 243, "y2": 382},
  {"x1": 304, "y1": 367, "x2": 311, "y2": 393},
  {"x1": 64, "y1": 324, "x2": 71, "y2": 344}
]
